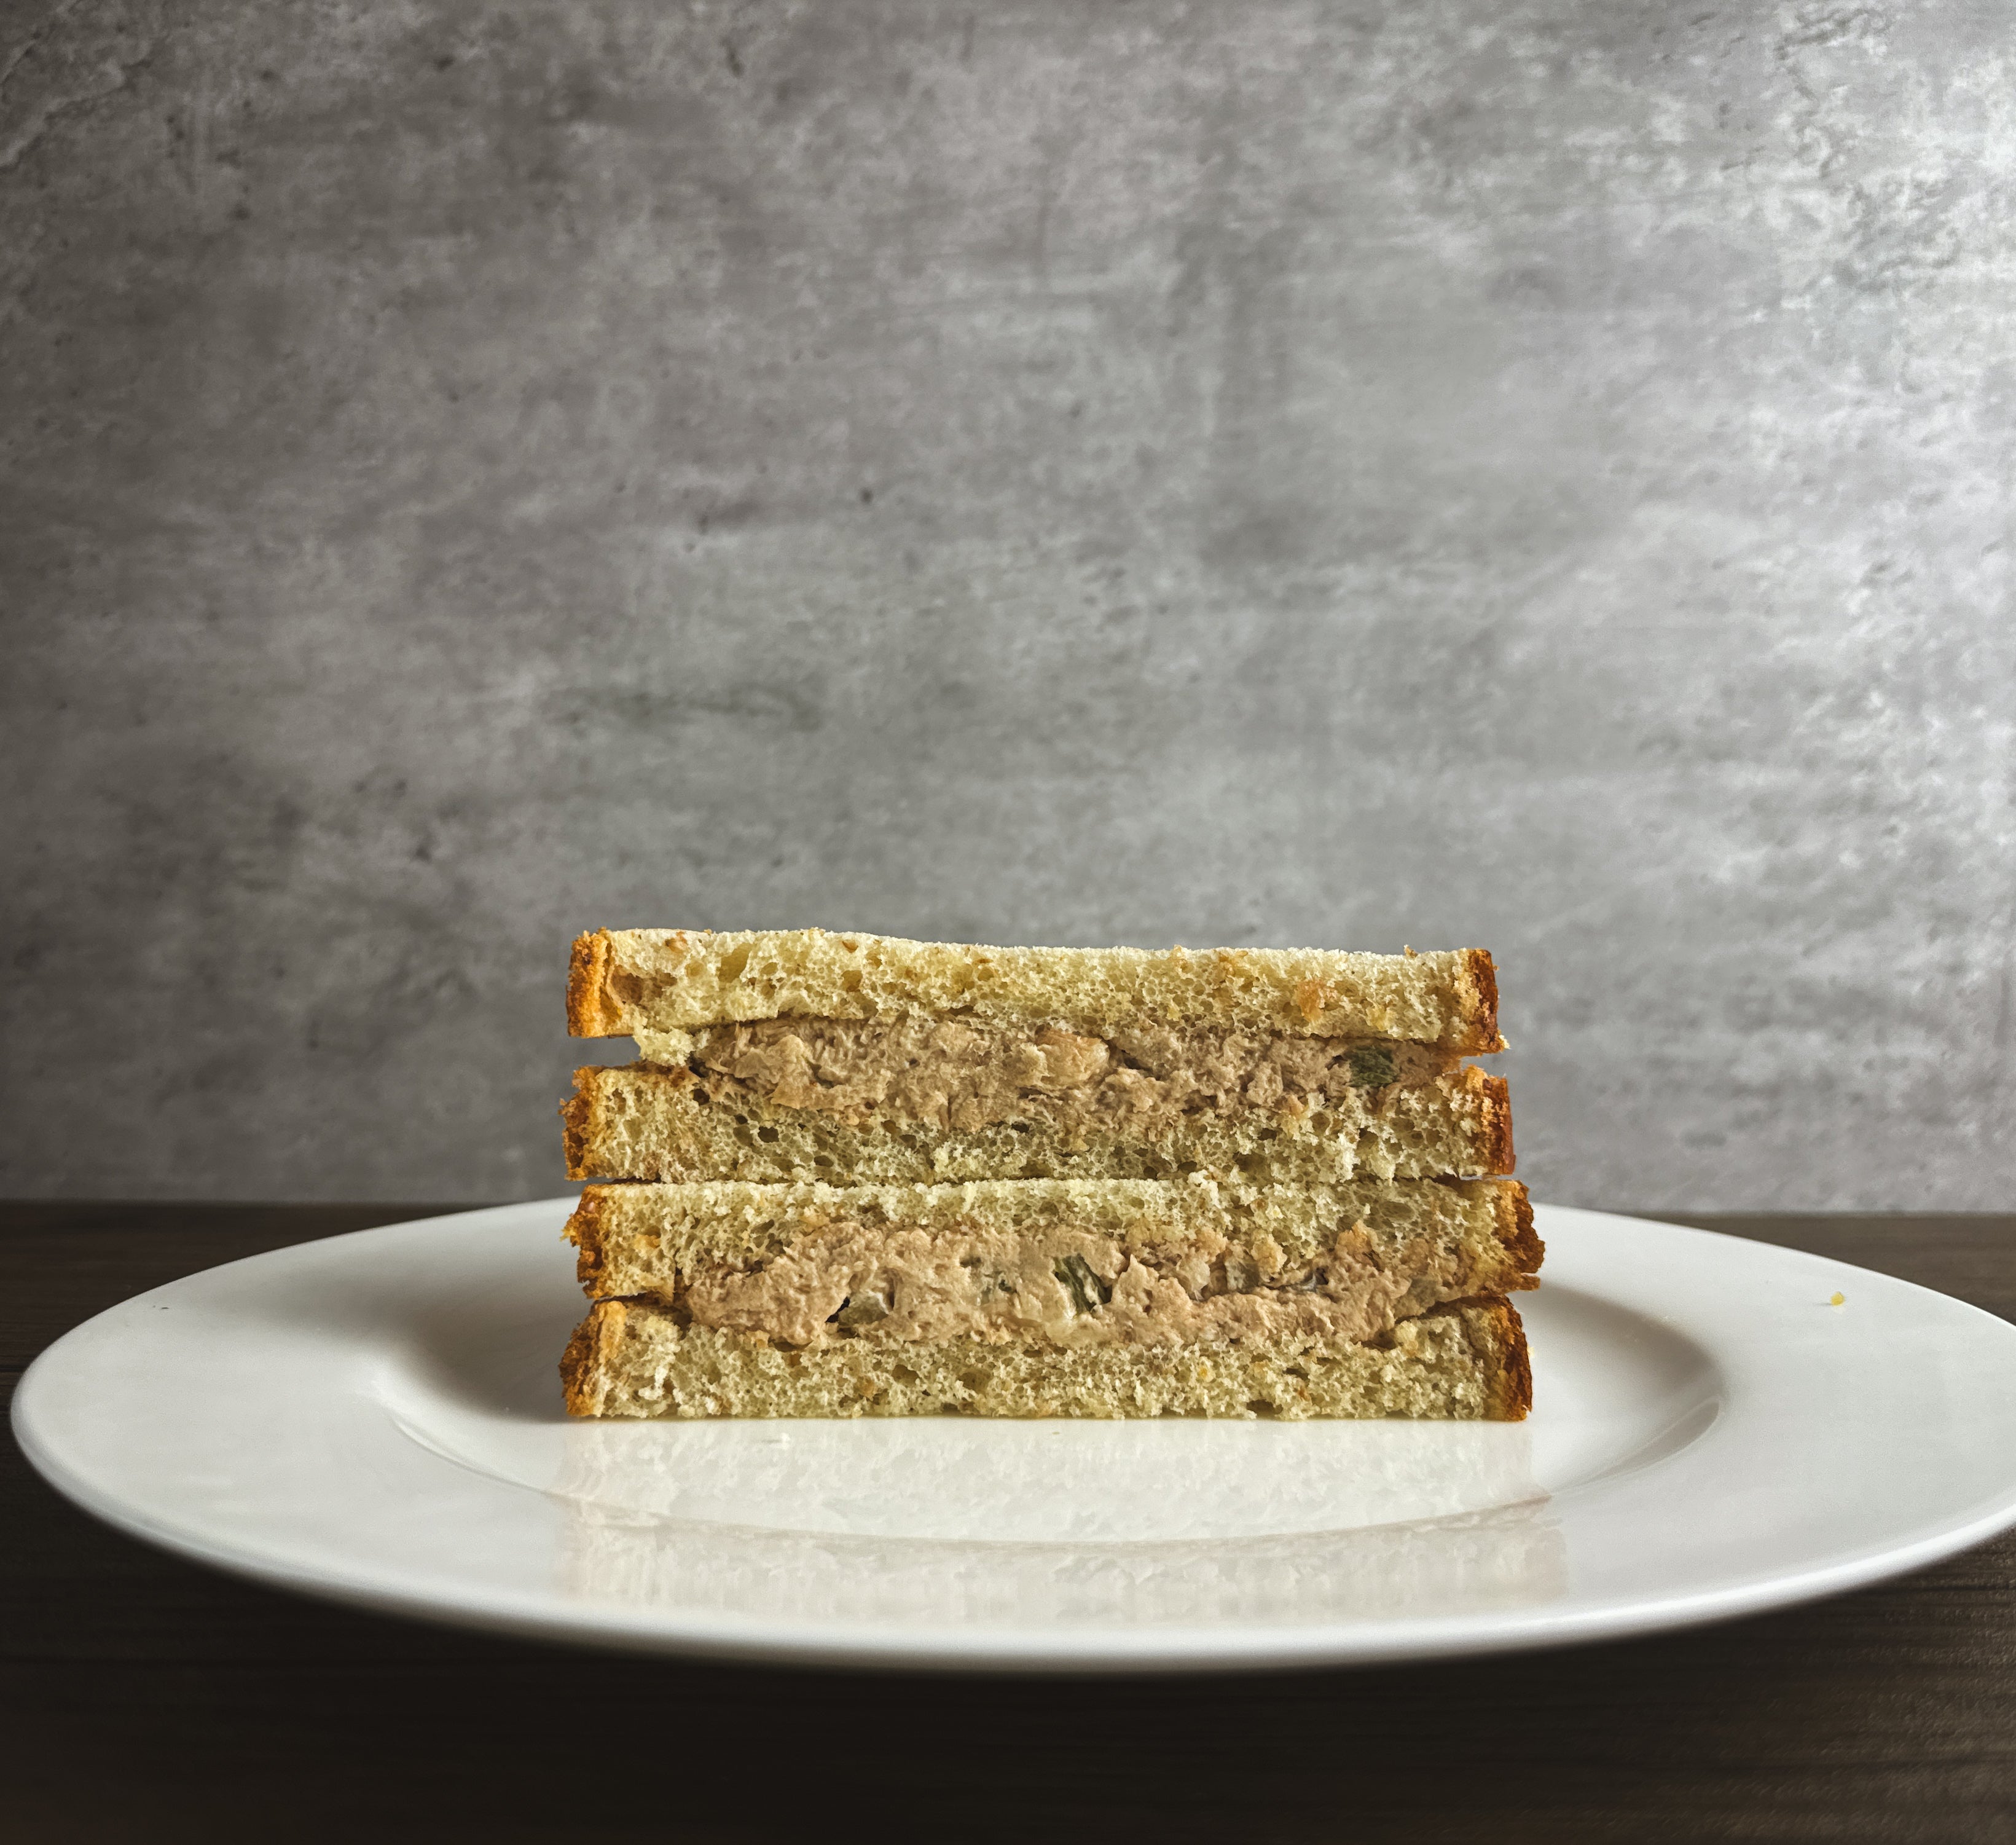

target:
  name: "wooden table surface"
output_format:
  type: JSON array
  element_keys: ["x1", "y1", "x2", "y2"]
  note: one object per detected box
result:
[{"x1": 5, "y1": 1203, "x2": 2015, "y2": 1844}]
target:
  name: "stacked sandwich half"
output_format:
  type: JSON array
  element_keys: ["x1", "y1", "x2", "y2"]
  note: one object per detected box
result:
[{"x1": 559, "y1": 929, "x2": 1539, "y2": 1420}]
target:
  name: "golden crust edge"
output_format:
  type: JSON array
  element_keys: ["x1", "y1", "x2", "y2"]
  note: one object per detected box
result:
[
  {"x1": 1461, "y1": 948, "x2": 1505, "y2": 1054},
  {"x1": 1488, "y1": 1294, "x2": 1534, "y2": 1421},
  {"x1": 559, "y1": 1297, "x2": 626, "y2": 1416},
  {"x1": 567, "y1": 930, "x2": 630, "y2": 1038},
  {"x1": 562, "y1": 1188, "x2": 610, "y2": 1296},
  {"x1": 1413, "y1": 1294, "x2": 1530, "y2": 1420},
  {"x1": 1472, "y1": 1066, "x2": 1515, "y2": 1174},
  {"x1": 559, "y1": 1079, "x2": 594, "y2": 1179},
  {"x1": 1491, "y1": 1177, "x2": 1543, "y2": 1289}
]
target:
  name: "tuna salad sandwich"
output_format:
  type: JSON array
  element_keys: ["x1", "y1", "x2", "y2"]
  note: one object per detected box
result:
[{"x1": 558, "y1": 929, "x2": 1537, "y2": 1420}]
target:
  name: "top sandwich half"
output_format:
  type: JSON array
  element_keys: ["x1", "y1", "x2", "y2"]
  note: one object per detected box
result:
[{"x1": 565, "y1": 929, "x2": 1510, "y2": 1186}]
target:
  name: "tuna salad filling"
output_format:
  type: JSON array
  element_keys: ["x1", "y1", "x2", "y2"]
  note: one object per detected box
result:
[
  {"x1": 637, "y1": 1017, "x2": 1465, "y2": 1137},
  {"x1": 671, "y1": 1216, "x2": 1499, "y2": 1351}
]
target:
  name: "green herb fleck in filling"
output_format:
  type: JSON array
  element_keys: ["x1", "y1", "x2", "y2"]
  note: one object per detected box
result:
[
  {"x1": 1347, "y1": 1045, "x2": 1397, "y2": 1089},
  {"x1": 1053, "y1": 1253, "x2": 1112, "y2": 1315}
]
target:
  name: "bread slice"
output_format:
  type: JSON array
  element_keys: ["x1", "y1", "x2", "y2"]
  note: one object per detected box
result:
[
  {"x1": 562, "y1": 1058, "x2": 1513, "y2": 1186},
  {"x1": 563, "y1": 1176, "x2": 1537, "y2": 1358},
  {"x1": 560, "y1": 1294, "x2": 1532, "y2": 1420},
  {"x1": 569, "y1": 929, "x2": 1504, "y2": 1051}
]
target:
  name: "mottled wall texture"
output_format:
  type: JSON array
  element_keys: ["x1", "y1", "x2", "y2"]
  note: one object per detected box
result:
[{"x1": 4, "y1": 1, "x2": 2012, "y2": 1207}]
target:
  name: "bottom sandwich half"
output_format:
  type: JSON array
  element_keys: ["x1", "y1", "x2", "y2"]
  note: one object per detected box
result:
[{"x1": 562, "y1": 1294, "x2": 1532, "y2": 1422}]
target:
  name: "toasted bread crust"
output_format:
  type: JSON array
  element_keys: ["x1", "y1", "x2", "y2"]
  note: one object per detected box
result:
[
  {"x1": 567, "y1": 929, "x2": 1507, "y2": 1050},
  {"x1": 1496, "y1": 1182, "x2": 1543, "y2": 1280},
  {"x1": 1467, "y1": 1066, "x2": 1515, "y2": 1175},
  {"x1": 559, "y1": 1090, "x2": 592, "y2": 1176},
  {"x1": 1463, "y1": 950, "x2": 1501, "y2": 1055},
  {"x1": 563, "y1": 1187, "x2": 611, "y2": 1295},
  {"x1": 559, "y1": 1297, "x2": 626, "y2": 1416},
  {"x1": 1480, "y1": 1295, "x2": 1533, "y2": 1420},
  {"x1": 1408, "y1": 1295, "x2": 1530, "y2": 1420},
  {"x1": 567, "y1": 930, "x2": 629, "y2": 1038}
]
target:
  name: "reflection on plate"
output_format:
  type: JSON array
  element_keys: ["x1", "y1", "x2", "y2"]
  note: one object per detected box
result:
[
  {"x1": 544, "y1": 1417, "x2": 1565, "y2": 1631},
  {"x1": 556, "y1": 1497, "x2": 1569, "y2": 1631},
  {"x1": 546, "y1": 1415, "x2": 1547, "y2": 1542}
]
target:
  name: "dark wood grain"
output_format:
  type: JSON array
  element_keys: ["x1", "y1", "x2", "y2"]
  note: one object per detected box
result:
[{"x1": 5, "y1": 1203, "x2": 2015, "y2": 1844}]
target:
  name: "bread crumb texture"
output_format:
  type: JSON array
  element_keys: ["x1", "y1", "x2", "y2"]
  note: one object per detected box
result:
[
  {"x1": 569, "y1": 929, "x2": 1502, "y2": 1050},
  {"x1": 561, "y1": 1296, "x2": 1531, "y2": 1421}
]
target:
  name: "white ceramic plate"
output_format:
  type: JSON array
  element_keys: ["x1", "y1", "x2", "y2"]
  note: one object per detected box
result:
[{"x1": 16, "y1": 1202, "x2": 2016, "y2": 1672}]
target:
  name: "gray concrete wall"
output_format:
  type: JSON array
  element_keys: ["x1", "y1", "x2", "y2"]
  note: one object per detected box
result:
[{"x1": 4, "y1": 0, "x2": 2011, "y2": 1208}]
